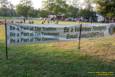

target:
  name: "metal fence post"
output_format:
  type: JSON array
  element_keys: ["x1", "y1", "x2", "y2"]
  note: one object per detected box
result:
[
  {"x1": 5, "y1": 19, "x2": 8, "y2": 60},
  {"x1": 78, "y1": 24, "x2": 82, "y2": 50}
]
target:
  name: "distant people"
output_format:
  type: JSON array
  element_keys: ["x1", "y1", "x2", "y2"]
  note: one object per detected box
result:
[
  {"x1": 31, "y1": 21, "x2": 34, "y2": 24},
  {"x1": 47, "y1": 17, "x2": 50, "y2": 23},
  {"x1": 20, "y1": 21, "x2": 23, "y2": 23},
  {"x1": 41, "y1": 15, "x2": 59, "y2": 24},
  {"x1": 29, "y1": 21, "x2": 34, "y2": 24},
  {"x1": 48, "y1": 15, "x2": 58, "y2": 24},
  {"x1": 11, "y1": 21, "x2": 14, "y2": 24},
  {"x1": 23, "y1": 18, "x2": 26, "y2": 23},
  {"x1": 0, "y1": 21, "x2": 4, "y2": 25},
  {"x1": 42, "y1": 18, "x2": 47, "y2": 24}
]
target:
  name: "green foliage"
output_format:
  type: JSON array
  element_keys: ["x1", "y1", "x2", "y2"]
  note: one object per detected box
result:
[
  {"x1": 16, "y1": 0, "x2": 33, "y2": 17},
  {"x1": 96, "y1": 0, "x2": 115, "y2": 18},
  {"x1": 39, "y1": 10, "x2": 49, "y2": 17},
  {"x1": 0, "y1": 0, "x2": 16, "y2": 16},
  {"x1": 16, "y1": 4, "x2": 29, "y2": 17},
  {"x1": 65, "y1": 6, "x2": 79, "y2": 18},
  {"x1": 43, "y1": 0, "x2": 67, "y2": 15},
  {"x1": 0, "y1": 7, "x2": 9, "y2": 16},
  {"x1": 80, "y1": 9, "x2": 93, "y2": 17},
  {"x1": 78, "y1": 9, "x2": 97, "y2": 21}
]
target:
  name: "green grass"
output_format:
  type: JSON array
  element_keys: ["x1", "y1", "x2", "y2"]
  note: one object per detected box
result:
[
  {"x1": 33, "y1": 20, "x2": 82, "y2": 25},
  {"x1": 33, "y1": 20, "x2": 98, "y2": 25},
  {"x1": 0, "y1": 24, "x2": 115, "y2": 77}
]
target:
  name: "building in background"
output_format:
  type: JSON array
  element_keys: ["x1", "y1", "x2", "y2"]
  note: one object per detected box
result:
[{"x1": 96, "y1": 13, "x2": 105, "y2": 22}]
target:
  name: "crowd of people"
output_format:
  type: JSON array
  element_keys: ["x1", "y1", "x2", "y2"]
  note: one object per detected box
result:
[{"x1": 41, "y1": 15, "x2": 59, "y2": 24}]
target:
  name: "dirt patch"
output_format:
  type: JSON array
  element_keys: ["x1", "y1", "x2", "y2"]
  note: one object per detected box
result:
[{"x1": 53, "y1": 37, "x2": 115, "y2": 62}]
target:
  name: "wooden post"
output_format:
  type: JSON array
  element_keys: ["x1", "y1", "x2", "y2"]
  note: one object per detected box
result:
[
  {"x1": 78, "y1": 24, "x2": 82, "y2": 49},
  {"x1": 5, "y1": 19, "x2": 8, "y2": 60}
]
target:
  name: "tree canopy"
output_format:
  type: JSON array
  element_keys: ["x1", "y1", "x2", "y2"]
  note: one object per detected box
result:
[
  {"x1": 0, "y1": 0, "x2": 16, "y2": 16},
  {"x1": 95, "y1": 0, "x2": 115, "y2": 18},
  {"x1": 43, "y1": 0, "x2": 68, "y2": 15},
  {"x1": 16, "y1": 0, "x2": 33, "y2": 17}
]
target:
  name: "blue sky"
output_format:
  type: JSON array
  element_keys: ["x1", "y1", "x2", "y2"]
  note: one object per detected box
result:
[{"x1": 8, "y1": 0, "x2": 42, "y2": 9}]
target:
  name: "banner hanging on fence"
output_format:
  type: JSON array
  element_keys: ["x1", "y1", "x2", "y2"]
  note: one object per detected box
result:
[{"x1": 6, "y1": 23, "x2": 114, "y2": 46}]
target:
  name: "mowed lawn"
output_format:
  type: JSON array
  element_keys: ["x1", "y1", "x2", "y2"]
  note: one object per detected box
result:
[
  {"x1": 0, "y1": 23, "x2": 115, "y2": 77},
  {"x1": 34, "y1": 20, "x2": 81, "y2": 25}
]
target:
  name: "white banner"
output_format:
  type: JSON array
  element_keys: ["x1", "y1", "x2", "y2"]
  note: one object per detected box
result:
[{"x1": 6, "y1": 23, "x2": 115, "y2": 46}]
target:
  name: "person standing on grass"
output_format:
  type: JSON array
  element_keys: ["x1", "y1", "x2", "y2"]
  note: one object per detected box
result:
[{"x1": 42, "y1": 18, "x2": 47, "y2": 24}]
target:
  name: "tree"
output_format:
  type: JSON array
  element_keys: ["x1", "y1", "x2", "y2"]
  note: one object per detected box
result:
[
  {"x1": 65, "y1": 5, "x2": 79, "y2": 18},
  {"x1": 16, "y1": 0, "x2": 33, "y2": 18},
  {"x1": 78, "y1": 9, "x2": 96, "y2": 22},
  {"x1": 95, "y1": 0, "x2": 115, "y2": 21},
  {"x1": 39, "y1": 10, "x2": 49, "y2": 17},
  {"x1": 7, "y1": 3, "x2": 16, "y2": 16},
  {"x1": 0, "y1": 0, "x2": 15, "y2": 16},
  {"x1": 28, "y1": 9, "x2": 38, "y2": 17},
  {"x1": 43, "y1": 0, "x2": 68, "y2": 15}
]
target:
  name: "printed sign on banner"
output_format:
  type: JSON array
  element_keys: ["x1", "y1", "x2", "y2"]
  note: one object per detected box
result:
[{"x1": 6, "y1": 23, "x2": 113, "y2": 46}]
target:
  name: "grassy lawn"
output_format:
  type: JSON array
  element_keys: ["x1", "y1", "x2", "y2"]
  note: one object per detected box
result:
[
  {"x1": 0, "y1": 24, "x2": 115, "y2": 77},
  {"x1": 33, "y1": 20, "x2": 82, "y2": 25}
]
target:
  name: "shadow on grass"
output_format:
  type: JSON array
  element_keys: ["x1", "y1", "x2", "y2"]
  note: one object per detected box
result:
[{"x1": 0, "y1": 42, "x2": 115, "y2": 77}]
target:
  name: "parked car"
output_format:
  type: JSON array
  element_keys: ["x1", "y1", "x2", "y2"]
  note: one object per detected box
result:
[{"x1": 65, "y1": 17, "x2": 75, "y2": 21}]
